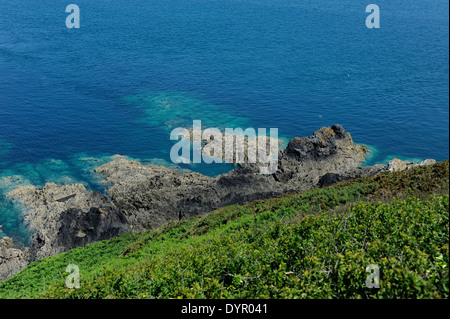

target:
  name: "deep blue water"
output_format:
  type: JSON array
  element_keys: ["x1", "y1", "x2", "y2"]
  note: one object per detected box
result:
[{"x1": 0, "y1": 0, "x2": 448, "y2": 243}]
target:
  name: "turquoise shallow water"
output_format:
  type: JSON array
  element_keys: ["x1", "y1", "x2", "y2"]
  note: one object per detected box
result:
[{"x1": 0, "y1": 0, "x2": 448, "y2": 243}]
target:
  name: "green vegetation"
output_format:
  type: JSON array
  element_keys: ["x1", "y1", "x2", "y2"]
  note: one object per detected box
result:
[{"x1": 0, "y1": 161, "x2": 448, "y2": 299}]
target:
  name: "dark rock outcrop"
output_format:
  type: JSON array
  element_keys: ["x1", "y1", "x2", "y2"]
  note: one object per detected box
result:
[
  {"x1": 273, "y1": 125, "x2": 367, "y2": 189},
  {"x1": 57, "y1": 206, "x2": 129, "y2": 250}
]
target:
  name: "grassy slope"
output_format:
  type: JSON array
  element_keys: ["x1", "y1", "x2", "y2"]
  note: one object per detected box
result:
[{"x1": 0, "y1": 161, "x2": 448, "y2": 299}]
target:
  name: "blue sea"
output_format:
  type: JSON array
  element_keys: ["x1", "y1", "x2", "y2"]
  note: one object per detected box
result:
[{"x1": 0, "y1": 0, "x2": 448, "y2": 244}]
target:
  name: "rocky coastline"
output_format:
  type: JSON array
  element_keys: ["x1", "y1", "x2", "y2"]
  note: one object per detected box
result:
[{"x1": 0, "y1": 125, "x2": 437, "y2": 281}]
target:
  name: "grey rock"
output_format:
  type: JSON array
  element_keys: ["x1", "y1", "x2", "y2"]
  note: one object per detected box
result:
[
  {"x1": 6, "y1": 183, "x2": 130, "y2": 263},
  {"x1": 0, "y1": 237, "x2": 30, "y2": 281},
  {"x1": 273, "y1": 125, "x2": 368, "y2": 190},
  {"x1": 94, "y1": 161, "x2": 214, "y2": 230},
  {"x1": 387, "y1": 158, "x2": 437, "y2": 172},
  {"x1": 318, "y1": 164, "x2": 386, "y2": 188}
]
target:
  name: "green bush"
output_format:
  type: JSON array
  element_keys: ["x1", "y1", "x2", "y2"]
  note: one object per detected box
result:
[{"x1": 33, "y1": 195, "x2": 449, "y2": 299}]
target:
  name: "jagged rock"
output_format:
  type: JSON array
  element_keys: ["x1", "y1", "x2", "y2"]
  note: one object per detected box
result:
[
  {"x1": 6, "y1": 183, "x2": 130, "y2": 262},
  {"x1": 95, "y1": 158, "x2": 282, "y2": 231},
  {"x1": 56, "y1": 206, "x2": 129, "y2": 251},
  {"x1": 318, "y1": 164, "x2": 386, "y2": 188},
  {"x1": 94, "y1": 160, "x2": 214, "y2": 230},
  {"x1": 273, "y1": 125, "x2": 368, "y2": 190},
  {"x1": 387, "y1": 158, "x2": 437, "y2": 172},
  {"x1": 0, "y1": 237, "x2": 14, "y2": 249},
  {"x1": 419, "y1": 159, "x2": 437, "y2": 166},
  {"x1": 0, "y1": 237, "x2": 30, "y2": 281},
  {"x1": 387, "y1": 158, "x2": 408, "y2": 172}
]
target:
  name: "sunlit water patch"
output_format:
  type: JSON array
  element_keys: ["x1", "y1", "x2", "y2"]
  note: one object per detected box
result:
[{"x1": 123, "y1": 91, "x2": 251, "y2": 131}]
